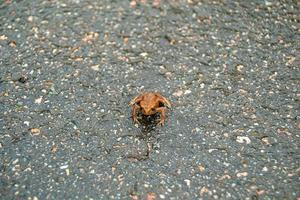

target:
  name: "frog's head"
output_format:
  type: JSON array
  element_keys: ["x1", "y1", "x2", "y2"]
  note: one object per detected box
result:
[{"x1": 140, "y1": 101, "x2": 157, "y2": 115}]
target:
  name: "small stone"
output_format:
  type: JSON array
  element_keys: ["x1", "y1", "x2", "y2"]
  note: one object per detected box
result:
[
  {"x1": 193, "y1": 127, "x2": 201, "y2": 133},
  {"x1": 172, "y1": 90, "x2": 183, "y2": 97},
  {"x1": 236, "y1": 136, "x2": 251, "y2": 144},
  {"x1": 60, "y1": 165, "x2": 68, "y2": 169},
  {"x1": 184, "y1": 179, "x2": 191, "y2": 187},
  {"x1": 73, "y1": 70, "x2": 80, "y2": 77},
  {"x1": 198, "y1": 165, "x2": 205, "y2": 172},
  {"x1": 208, "y1": 149, "x2": 217, "y2": 153},
  {"x1": 285, "y1": 56, "x2": 296, "y2": 66},
  {"x1": 261, "y1": 137, "x2": 270, "y2": 145},
  {"x1": 91, "y1": 65, "x2": 100, "y2": 71},
  {"x1": 236, "y1": 171, "x2": 248, "y2": 177},
  {"x1": 218, "y1": 174, "x2": 231, "y2": 180},
  {"x1": 34, "y1": 97, "x2": 43, "y2": 104},
  {"x1": 268, "y1": 72, "x2": 277, "y2": 80},
  {"x1": 262, "y1": 167, "x2": 268, "y2": 172},
  {"x1": 0, "y1": 35, "x2": 8, "y2": 40},
  {"x1": 65, "y1": 168, "x2": 70, "y2": 176},
  {"x1": 184, "y1": 90, "x2": 192, "y2": 95},
  {"x1": 9, "y1": 41, "x2": 17, "y2": 48},
  {"x1": 30, "y1": 128, "x2": 40, "y2": 136},
  {"x1": 277, "y1": 128, "x2": 292, "y2": 136},
  {"x1": 123, "y1": 36, "x2": 129, "y2": 44},
  {"x1": 130, "y1": 0, "x2": 136, "y2": 7},
  {"x1": 199, "y1": 186, "x2": 211, "y2": 196},
  {"x1": 140, "y1": 52, "x2": 148, "y2": 57},
  {"x1": 51, "y1": 145, "x2": 58, "y2": 153},
  {"x1": 164, "y1": 71, "x2": 172, "y2": 79},
  {"x1": 236, "y1": 64, "x2": 244, "y2": 72},
  {"x1": 74, "y1": 57, "x2": 83, "y2": 61},
  {"x1": 239, "y1": 89, "x2": 247, "y2": 95},
  {"x1": 117, "y1": 174, "x2": 124, "y2": 181},
  {"x1": 265, "y1": 1, "x2": 272, "y2": 6},
  {"x1": 82, "y1": 32, "x2": 99, "y2": 42},
  {"x1": 28, "y1": 16, "x2": 34, "y2": 22},
  {"x1": 12, "y1": 158, "x2": 19, "y2": 165},
  {"x1": 24, "y1": 121, "x2": 30, "y2": 126},
  {"x1": 112, "y1": 166, "x2": 116, "y2": 173}
]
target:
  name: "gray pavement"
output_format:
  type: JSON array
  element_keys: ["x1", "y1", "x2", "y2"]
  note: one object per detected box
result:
[{"x1": 0, "y1": 0, "x2": 299, "y2": 199}]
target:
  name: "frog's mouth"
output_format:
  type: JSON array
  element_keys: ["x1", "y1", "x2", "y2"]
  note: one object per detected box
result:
[{"x1": 141, "y1": 108, "x2": 156, "y2": 115}]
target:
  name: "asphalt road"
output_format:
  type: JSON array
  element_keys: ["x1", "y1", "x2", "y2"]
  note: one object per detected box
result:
[{"x1": 0, "y1": 0, "x2": 299, "y2": 199}]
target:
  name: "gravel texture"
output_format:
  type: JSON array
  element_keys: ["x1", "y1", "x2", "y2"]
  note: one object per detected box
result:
[{"x1": 0, "y1": 0, "x2": 299, "y2": 199}]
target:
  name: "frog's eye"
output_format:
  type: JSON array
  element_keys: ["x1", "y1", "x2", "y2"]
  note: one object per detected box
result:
[{"x1": 151, "y1": 108, "x2": 156, "y2": 111}]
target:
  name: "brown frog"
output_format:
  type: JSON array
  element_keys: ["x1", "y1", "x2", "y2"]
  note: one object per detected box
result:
[{"x1": 129, "y1": 92, "x2": 171, "y2": 126}]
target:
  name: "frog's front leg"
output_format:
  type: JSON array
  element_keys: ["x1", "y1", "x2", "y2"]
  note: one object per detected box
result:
[
  {"x1": 131, "y1": 104, "x2": 141, "y2": 124},
  {"x1": 156, "y1": 107, "x2": 167, "y2": 126}
]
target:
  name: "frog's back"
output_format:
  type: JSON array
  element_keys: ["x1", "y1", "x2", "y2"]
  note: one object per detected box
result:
[{"x1": 142, "y1": 92, "x2": 158, "y2": 104}]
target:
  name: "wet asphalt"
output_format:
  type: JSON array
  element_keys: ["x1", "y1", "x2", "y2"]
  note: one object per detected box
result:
[{"x1": 0, "y1": 0, "x2": 300, "y2": 199}]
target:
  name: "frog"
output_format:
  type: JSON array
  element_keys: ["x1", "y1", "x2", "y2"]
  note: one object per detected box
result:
[{"x1": 129, "y1": 92, "x2": 171, "y2": 126}]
